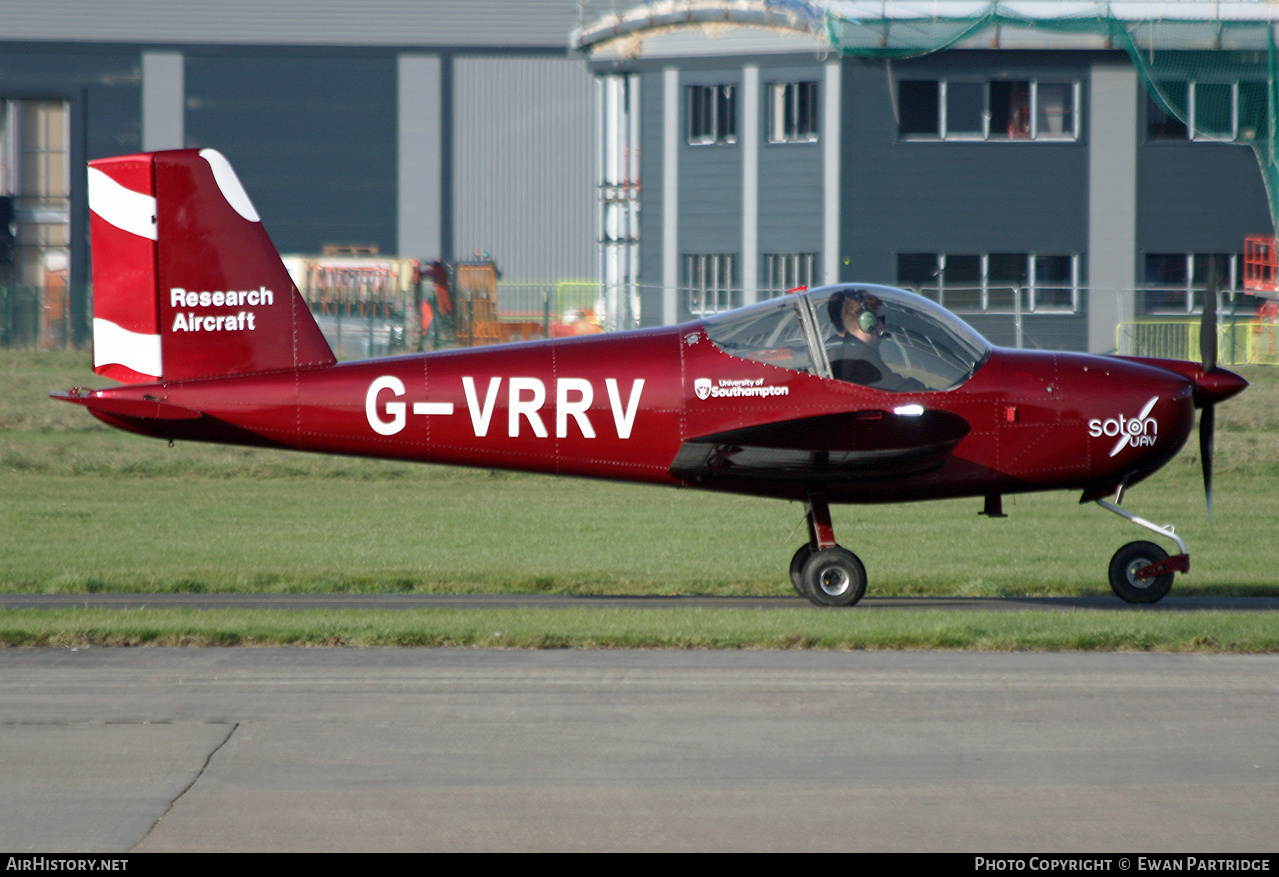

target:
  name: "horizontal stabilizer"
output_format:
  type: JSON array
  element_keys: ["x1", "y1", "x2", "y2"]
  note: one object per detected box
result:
[{"x1": 51, "y1": 391, "x2": 203, "y2": 421}]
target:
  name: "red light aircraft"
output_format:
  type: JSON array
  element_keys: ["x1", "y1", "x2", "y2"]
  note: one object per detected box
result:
[{"x1": 55, "y1": 149, "x2": 1248, "y2": 606}]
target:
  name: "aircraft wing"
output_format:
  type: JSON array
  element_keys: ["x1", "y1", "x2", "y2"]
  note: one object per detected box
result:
[{"x1": 669, "y1": 407, "x2": 970, "y2": 484}]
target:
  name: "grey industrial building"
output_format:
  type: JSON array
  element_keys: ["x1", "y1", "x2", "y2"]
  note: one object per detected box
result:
[
  {"x1": 0, "y1": 0, "x2": 598, "y2": 347},
  {"x1": 0, "y1": 0, "x2": 1274, "y2": 352},
  {"x1": 577, "y1": 1, "x2": 1276, "y2": 351}
]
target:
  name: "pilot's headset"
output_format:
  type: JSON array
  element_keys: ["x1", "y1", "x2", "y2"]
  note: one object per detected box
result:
[{"x1": 847, "y1": 291, "x2": 882, "y2": 334}]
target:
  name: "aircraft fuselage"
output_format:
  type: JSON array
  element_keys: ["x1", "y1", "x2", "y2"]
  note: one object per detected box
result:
[{"x1": 75, "y1": 324, "x2": 1202, "y2": 506}]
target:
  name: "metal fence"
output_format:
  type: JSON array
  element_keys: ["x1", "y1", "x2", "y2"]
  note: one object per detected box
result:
[
  {"x1": 1117, "y1": 319, "x2": 1279, "y2": 365},
  {"x1": 496, "y1": 280, "x2": 601, "y2": 322},
  {"x1": 0, "y1": 285, "x2": 83, "y2": 349},
  {"x1": 0, "y1": 280, "x2": 606, "y2": 356},
  {"x1": 9, "y1": 281, "x2": 1276, "y2": 366}
]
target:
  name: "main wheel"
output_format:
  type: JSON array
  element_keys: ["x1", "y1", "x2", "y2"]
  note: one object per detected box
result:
[
  {"x1": 1108, "y1": 540, "x2": 1174, "y2": 604},
  {"x1": 799, "y1": 547, "x2": 867, "y2": 607},
  {"x1": 789, "y1": 544, "x2": 813, "y2": 597}
]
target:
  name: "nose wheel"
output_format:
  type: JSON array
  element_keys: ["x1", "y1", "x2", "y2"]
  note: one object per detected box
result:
[
  {"x1": 790, "y1": 494, "x2": 868, "y2": 607},
  {"x1": 1096, "y1": 499, "x2": 1189, "y2": 604},
  {"x1": 1108, "y1": 541, "x2": 1175, "y2": 603}
]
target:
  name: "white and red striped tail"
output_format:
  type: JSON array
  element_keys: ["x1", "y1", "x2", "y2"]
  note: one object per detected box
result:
[{"x1": 88, "y1": 148, "x2": 334, "y2": 383}]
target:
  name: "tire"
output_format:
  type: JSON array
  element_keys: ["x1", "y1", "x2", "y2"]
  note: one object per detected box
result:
[
  {"x1": 1108, "y1": 540, "x2": 1174, "y2": 604},
  {"x1": 800, "y1": 547, "x2": 867, "y2": 607},
  {"x1": 789, "y1": 544, "x2": 814, "y2": 598}
]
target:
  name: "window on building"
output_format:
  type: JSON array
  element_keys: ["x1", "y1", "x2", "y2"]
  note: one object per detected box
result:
[
  {"x1": 940, "y1": 254, "x2": 983, "y2": 310},
  {"x1": 1147, "y1": 81, "x2": 1267, "y2": 142},
  {"x1": 986, "y1": 253, "x2": 1027, "y2": 310},
  {"x1": 945, "y1": 82, "x2": 985, "y2": 139},
  {"x1": 896, "y1": 252, "x2": 940, "y2": 288},
  {"x1": 1238, "y1": 81, "x2": 1268, "y2": 141},
  {"x1": 897, "y1": 252, "x2": 1081, "y2": 313},
  {"x1": 989, "y1": 81, "x2": 1031, "y2": 140},
  {"x1": 1143, "y1": 253, "x2": 1188, "y2": 311},
  {"x1": 1142, "y1": 253, "x2": 1237, "y2": 313},
  {"x1": 1194, "y1": 82, "x2": 1236, "y2": 139},
  {"x1": 0, "y1": 99, "x2": 70, "y2": 298},
  {"x1": 1030, "y1": 254, "x2": 1078, "y2": 312},
  {"x1": 1034, "y1": 82, "x2": 1077, "y2": 140},
  {"x1": 897, "y1": 81, "x2": 939, "y2": 136},
  {"x1": 898, "y1": 79, "x2": 1079, "y2": 141},
  {"x1": 767, "y1": 81, "x2": 819, "y2": 143},
  {"x1": 1147, "y1": 83, "x2": 1188, "y2": 140},
  {"x1": 688, "y1": 85, "x2": 737, "y2": 146},
  {"x1": 685, "y1": 253, "x2": 737, "y2": 316},
  {"x1": 762, "y1": 253, "x2": 817, "y2": 296}
]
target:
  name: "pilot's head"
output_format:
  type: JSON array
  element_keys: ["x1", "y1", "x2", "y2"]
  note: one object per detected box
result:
[
  {"x1": 827, "y1": 292, "x2": 848, "y2": 332},
  {"x1": 841, "y1": 291, "x2": 886, "y2": 346}
]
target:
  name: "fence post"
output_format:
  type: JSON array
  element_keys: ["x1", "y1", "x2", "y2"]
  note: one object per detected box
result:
[{"x1": 1014, "y1": 284, "x2": 1023, "y2": 349}]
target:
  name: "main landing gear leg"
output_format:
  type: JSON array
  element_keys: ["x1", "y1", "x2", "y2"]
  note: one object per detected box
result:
[
  {"x1": 789, "y1": 493, "x2": 867, "y2": 608},
  {"x1": 1095, "y1": 499, "x2": 1189, "y2": 604}
]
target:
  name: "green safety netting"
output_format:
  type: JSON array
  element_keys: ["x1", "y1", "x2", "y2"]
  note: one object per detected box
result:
[{"x1": 821, "y1": 1, "x2": 1279, "y2": 234}]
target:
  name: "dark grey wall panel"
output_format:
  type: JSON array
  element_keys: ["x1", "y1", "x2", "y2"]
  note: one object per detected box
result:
[
  {"x1": 842, "y1": 57, "x2": 1091, "y2": 288},
  {"x1": 1137, "y1": 140, "x2": 1271, "y2": 254},
  {"x1": 185, "y1": 53, "x2": 396, "y2": 254},
  {"x1": 0, "y1": 46, "x2": 141, "y2": 159},
  {"x1": 675, "y1": 66, "x2": 746, "y2": 258},
  {"x1": 679, "y1": 142, "x2": 742, "y2": 253},
  {"x1": 758, "y1": 140, "x2": 822, "y2": 254},
  {"x1": 757, "y1": 63, "x2": 825, "y2": 258},
  {"x1": 840, "y1": 56, "x2": 1092, "y2": 350},
  {"x1": 678, "y1": 68, "x2": 743, "y2": 256}
]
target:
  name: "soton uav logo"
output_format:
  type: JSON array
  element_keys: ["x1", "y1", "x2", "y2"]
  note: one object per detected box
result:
[{"x1": 1088, "y1": 396, "x2": 1158, "y2": 457}]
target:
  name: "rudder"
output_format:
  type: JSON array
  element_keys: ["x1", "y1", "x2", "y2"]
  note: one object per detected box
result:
[{"x1": 88, "y1": 148, "x2": 335, "y2": 382}]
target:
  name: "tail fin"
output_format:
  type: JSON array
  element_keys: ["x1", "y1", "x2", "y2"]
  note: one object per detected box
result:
[{"x1": 88, "y1": 148, "x2": 335, "y2": 383}]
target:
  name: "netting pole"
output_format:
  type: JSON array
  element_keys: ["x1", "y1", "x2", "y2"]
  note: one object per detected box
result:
[{"x1": 1270, "y1": 21, "x2": 1278, "y2": 235}]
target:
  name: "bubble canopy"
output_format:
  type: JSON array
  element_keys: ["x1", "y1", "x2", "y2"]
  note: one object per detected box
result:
[{"x1": 702, "y1": 284, "x2": 992, "y2": 391}]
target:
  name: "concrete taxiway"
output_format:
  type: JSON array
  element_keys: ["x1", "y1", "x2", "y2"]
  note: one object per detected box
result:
[{"x1": 1, "y1": 649, "x2": 1276, "y2": 852}]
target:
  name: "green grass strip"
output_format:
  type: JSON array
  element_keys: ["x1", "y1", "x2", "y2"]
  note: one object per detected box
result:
[{"x1": 2, "y1": 607, "x2": 1277, "y2": 652}]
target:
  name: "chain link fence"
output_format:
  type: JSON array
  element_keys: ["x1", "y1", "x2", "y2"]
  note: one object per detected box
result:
[
  {"x1": 1118, "y1": 319, "x2": 1279, "y2": 365},
  {"x1": 9, "y1": 281, "x2": 1276, "y2": 366},
  {"x1": 0, "y1": 285, "x2": 84, "y2": 350}
]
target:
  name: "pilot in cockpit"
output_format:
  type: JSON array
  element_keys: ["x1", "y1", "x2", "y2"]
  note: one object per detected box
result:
[{"x1": 826, "y1": 290, "x2": 925, "y2": 392}]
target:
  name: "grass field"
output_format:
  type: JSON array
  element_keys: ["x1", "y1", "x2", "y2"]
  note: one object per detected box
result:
[
  {"x1": 3, "y1": 350, "x2": 1277, "y2": 650},
  {"x1": 4, "y1": 607, "x2": 1279, "y2": 651}
]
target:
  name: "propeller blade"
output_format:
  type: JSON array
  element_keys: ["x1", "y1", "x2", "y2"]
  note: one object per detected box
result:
[
  {"x1": 1201, "y1": 266, "x2": 1219, "y2": 374},
  {"x1": 1200, "y1": 402, "x2": 1215, "y2": 521},
  {"x1": 1200, "y1": 264, "x2": 1219, "y2": 520}
]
